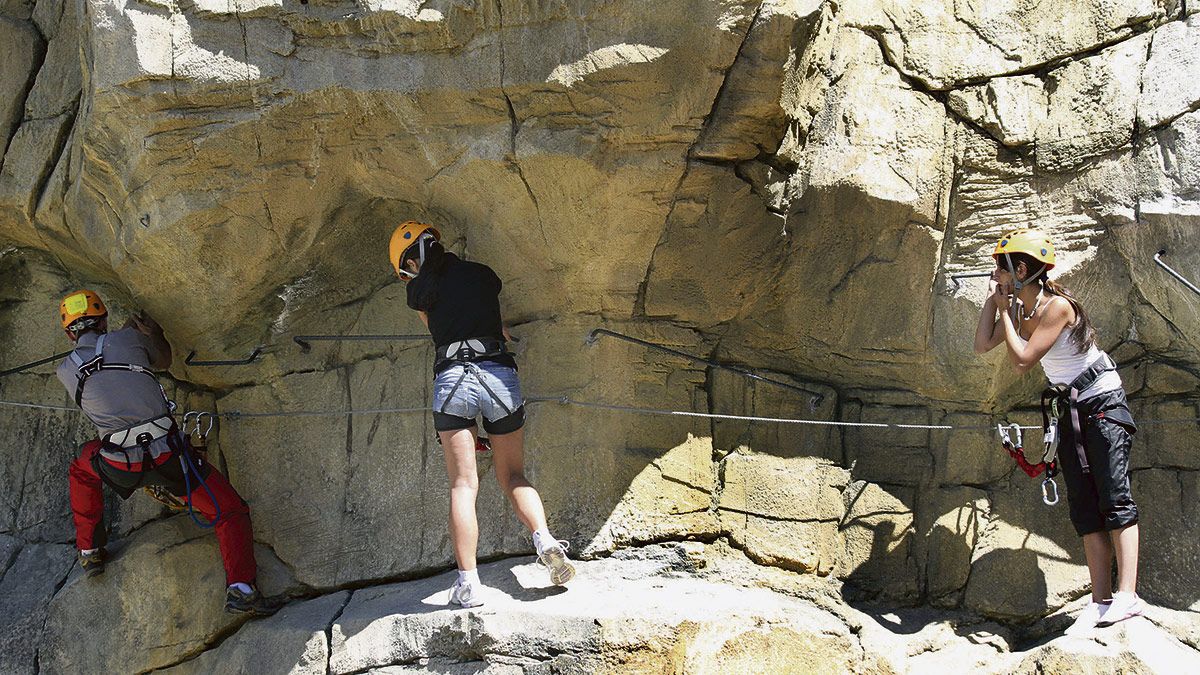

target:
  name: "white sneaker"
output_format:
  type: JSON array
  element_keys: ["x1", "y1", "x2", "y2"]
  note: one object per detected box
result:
[
  {"x1": 1096, "y1": 592, "x2": 1146, "y2": 627},
  {"x1": 1064, "y1": 601, "x2": 1109, "y2": 636},
  {"x1": 449, "y1": 579, "x2": 485, "y2": 608},
  {"x1": 536, "y1": 540, "x2": 576, "y2": 586}
]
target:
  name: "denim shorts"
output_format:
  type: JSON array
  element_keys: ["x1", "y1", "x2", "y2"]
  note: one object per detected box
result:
[{"x1": 432, "y1": 361, "x2": 523, "y2": 424}]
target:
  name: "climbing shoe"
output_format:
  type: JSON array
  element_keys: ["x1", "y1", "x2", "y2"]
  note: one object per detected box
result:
[
  {"x1": 449, "y1": 579, "x2": 485, "y2": 608},
  {"x1": 224, "y1": 585, "x2": 284, "y2": 617},
  {"x1": 79, "y1": 548, "x2": 106, "y2": 578},
  {"x1": 537, "y1": 540, "x2": 576, "y2": 586},
  {"x1": 1096, "y1": 592, "x2": 1146, "y2": 627}
]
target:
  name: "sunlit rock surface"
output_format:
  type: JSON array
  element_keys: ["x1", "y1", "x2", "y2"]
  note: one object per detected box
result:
[{"x1": 2, "y1": 0, "x2": 1199, "y2": 670}]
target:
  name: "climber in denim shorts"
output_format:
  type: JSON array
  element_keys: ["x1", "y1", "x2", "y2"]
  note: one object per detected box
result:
[
  {"x1": 389, "y1": 221, "x2": 576, "y2": 608},
  {"x1": 433, "y1": 350, "x2": 525, "y2": 435}
]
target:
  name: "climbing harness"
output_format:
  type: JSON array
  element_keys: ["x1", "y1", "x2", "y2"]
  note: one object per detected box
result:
[
  {"x1": 68, "y1": 334, "x2": 171, "y2": 408},
  {"x1": 433, "y1": 338, "x2": 516, "y2": 418},
  {"x1": 434, "y1": 338, "x2": 509, "y2": 373},
  {"x1": 997, "y1": 422, "x2": 1059, "y2": 506},
  {"x1": 1040, "y1": 352, "x2": 1117, "y2": 477}
]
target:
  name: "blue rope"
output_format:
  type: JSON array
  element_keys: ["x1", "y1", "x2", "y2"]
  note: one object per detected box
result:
[{"x1": 179, "y1": 442, "x2": 221, "y2": 530}]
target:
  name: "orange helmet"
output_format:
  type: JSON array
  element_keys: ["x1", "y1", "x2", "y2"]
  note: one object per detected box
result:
[
  {"x1": 389, "y1": 221, "x2": 441, "y2": 280},
  {"x1": 992, "y1": 229, "x2": 1056, "y2": 269},
  {"x1": 60, "y1": 290, "x2": 107, "y2": 331}
]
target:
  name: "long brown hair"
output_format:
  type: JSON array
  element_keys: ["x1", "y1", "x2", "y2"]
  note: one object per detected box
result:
[{"x1": 1009, "y1": 252, "x2": 1095, "y2": 351}]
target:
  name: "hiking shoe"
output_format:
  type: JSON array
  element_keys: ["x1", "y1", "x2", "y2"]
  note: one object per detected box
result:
[
  {"x1": 449, "y1": 580, "x2": 485, "y2": 608},
  {"x1": 1096, "y1": 592, "x2": 1146, "y2": 627},
  {"x1": 224, "y1": 585, "x2": 284, "y2": 617},
  {"x1": 79, "y1": 549, "x2": 106, "y2": 578},
  {"x1": 537, "y1": 540, "x2": 576, "y2": 586},
  {"x1": 1064, "y1": 601, "x2": 1109, "y2": 636}
]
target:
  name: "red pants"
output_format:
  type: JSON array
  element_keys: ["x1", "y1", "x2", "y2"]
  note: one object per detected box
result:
[{"x1": 68, "y1": 440, "x2": 258, "y2": 585}]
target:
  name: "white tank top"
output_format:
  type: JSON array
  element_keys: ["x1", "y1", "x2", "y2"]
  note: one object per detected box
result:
[{"x1": 1020, "y1": 327, "x2": 1122, "y2": 400}]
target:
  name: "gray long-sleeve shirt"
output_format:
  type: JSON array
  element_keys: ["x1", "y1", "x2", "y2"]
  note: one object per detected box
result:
[{"x1": 56, "y1": 328, "x2": 170, "y2": 437}]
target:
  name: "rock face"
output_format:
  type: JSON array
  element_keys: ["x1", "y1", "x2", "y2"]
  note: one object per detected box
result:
[
  {"x1": 2, "y1": 0, "x2": 1200, "y2": 670},
  {"x1": 137, "y1": 546, "x2": 1200, "y2": 673}
]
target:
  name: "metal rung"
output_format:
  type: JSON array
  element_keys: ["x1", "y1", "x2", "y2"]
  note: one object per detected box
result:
[
  {"x1": 949, "y1": 270, "x2": 993, "y2": 289},
  {"x1": 1154, "y1": 250, "x2": 1200, "y2": 297},
  {"x1": 0, "y1": 351, "x2": 73, "y2": 378},
  {"x1": 185, "y1": 346, "x2": 264, "y2": 367},
  {"x1": 292, "y1": 334, "x2": 428, "y2": 353}
]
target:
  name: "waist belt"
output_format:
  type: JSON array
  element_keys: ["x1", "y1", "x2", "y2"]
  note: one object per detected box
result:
[
  {"x1": 1041, "y1": 352, "x2": 1117, "y2": 475},
  {"x1": 103, "y1": 414, "x2": 175, "y2": 448},
  {"x1": 434, "y1": 338, "x2": 508, "y2": 370},
  {"x1": 100, "y1": 414, "x2": 176, "y2": 469}
]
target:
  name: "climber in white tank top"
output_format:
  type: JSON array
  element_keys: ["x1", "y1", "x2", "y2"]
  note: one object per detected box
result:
[
  {"x1": 1018, "y1": 325, "x2": 1123, "y2": 400},
  {"x1": 973, "y1": 229, "x2": 1143, "y2": 635}
]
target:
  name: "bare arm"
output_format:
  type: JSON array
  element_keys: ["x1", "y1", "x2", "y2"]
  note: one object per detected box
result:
[
  {"x1": 127, "y1": 312, "x2": 172, "y2": 370},
  {"x1": 998, "y1": 297, "x2": 1072, "y2": 375},
  {"x1": 973, "y1": 286, "x2": 1004, "y2": 354},
  {"x1": 417, "y1": 310, "x2": 429, "y2": 331}
]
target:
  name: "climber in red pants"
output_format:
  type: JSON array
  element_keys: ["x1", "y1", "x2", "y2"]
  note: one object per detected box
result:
[{"x1": 56, "y1": 289, "x2": 281, "y2": 616}]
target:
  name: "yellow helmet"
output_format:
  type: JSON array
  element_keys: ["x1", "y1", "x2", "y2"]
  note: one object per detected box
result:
[
  {"x1": 389, "y1": 221, "x2": 441, "y2": 279},
  {"x1": 992, "y1": 229, "x2": 1056, "y2": 269},
  {"x1": 60, "y1": 290, "x2": 107, "y2": 331}
]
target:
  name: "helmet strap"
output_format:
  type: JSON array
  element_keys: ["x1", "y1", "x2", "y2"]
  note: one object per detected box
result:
[
  {"x1": 1004, "y1": 253, "x2": 1046, "y2": 327},
  {"x1": 398, "y1": 232, "x2": 437, "y2": 279}
]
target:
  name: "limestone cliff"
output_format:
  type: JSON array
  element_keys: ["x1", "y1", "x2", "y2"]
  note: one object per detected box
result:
[{"x1": 2, "y1": 0, "x2": 1199, "y2": 672}]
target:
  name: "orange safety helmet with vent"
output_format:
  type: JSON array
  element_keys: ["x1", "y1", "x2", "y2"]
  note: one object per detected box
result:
[
  {"x1": 389, "y1": 221, "x2": 441, "y2": 280},
  {"x1": 992, "y1": 229, "x2": 1056, "y2": 292},
  {"x1": 60, "y1": 290, "x2": 108, "y2": 333}
]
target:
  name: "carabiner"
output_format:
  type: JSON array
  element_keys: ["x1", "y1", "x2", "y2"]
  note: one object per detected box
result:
[
  {"x1": 181, "y1": 411, "x2": 199, "y2": 438},
  {"x1": 197, "y1": 412, "x2": 215, "y2": 440},
  {"x1": 998, "y1": 422, "x2": 1022, "y2": 450},
  {"x1": 1042, "y1": 477, "x2": 1059, "y2": 506}
]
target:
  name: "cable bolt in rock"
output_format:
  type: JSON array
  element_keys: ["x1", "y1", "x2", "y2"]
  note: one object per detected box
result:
[
  {"x1": 0, "y1": 350, "x2": 73, "y2": 378},
  {"x1": 586, "y1": 328, "x2": 826, "y2": 407}
]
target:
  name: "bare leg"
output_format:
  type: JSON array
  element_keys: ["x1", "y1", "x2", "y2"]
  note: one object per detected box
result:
[
  {"x1": 1082, "y1": 531, "x2": 1115, "y2": 603},
  {"x1": 440, "y1": 427, "x2": 480, "y2": 571},
  {"x1": 1110, "y1": 524, "x2": 1139, "y2": 594},
  {"x1": 488, "y1": 426, "x2": 548, "y2": 533}
]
